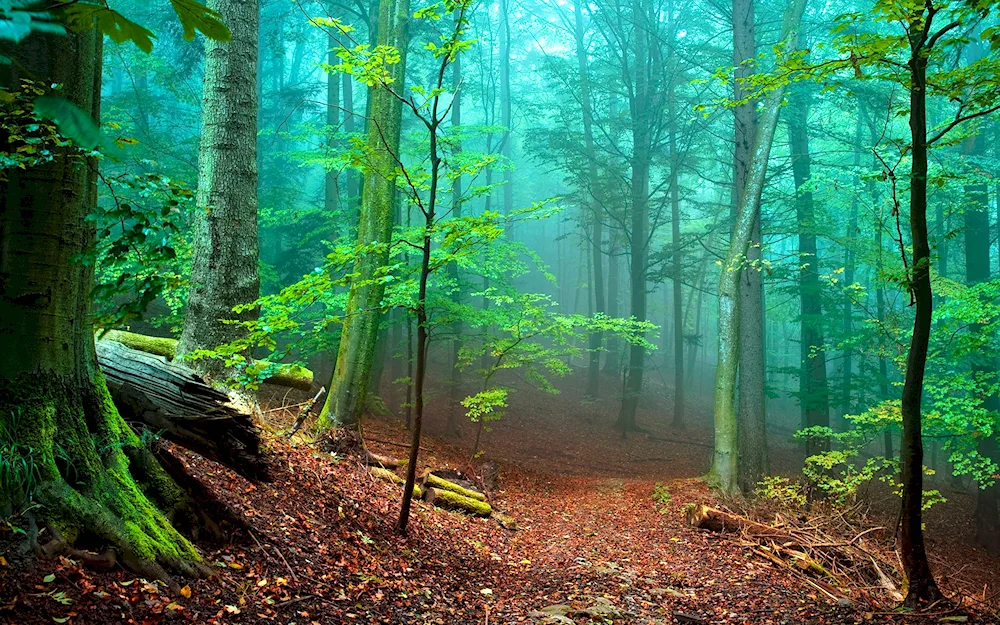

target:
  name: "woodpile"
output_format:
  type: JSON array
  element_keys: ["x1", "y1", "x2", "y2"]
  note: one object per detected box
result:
[{"x1": 686, "y1": 503, "x2": 901, "y2": 607}]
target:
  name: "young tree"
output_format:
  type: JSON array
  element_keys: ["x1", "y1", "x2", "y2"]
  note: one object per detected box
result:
[{"x1": 178, "y1": 0, "x2": 262, "y2": 374}]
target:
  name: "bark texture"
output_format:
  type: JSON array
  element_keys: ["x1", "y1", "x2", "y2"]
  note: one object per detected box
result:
[
  {"x1": 0, "y1": 27, "x2": 202, "y2": 584},
  {"x1": 711, "y1": 0, "x2": 806, "y2": 494},
  {"x1": 318, "y1": 0, "x2": 410, "y2": 431},
  {"x1": 179, "y1": 0, "x2": 261, "y2": 375}
]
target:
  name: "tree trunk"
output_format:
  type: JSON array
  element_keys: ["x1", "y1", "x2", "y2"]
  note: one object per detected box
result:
[
  {"x1": 447, "y1": 44, "x2": 464, "y2": 437},
  {"x1": 731, "y1": 0, "x2": 768, "y2": 490},
  {"x1": 318, "y1": 0, "x2": 410, "y2": 431},
  {"x1": 604, "y1": 243, "x2": 621, "y2": 376},
  {"x1": 898, "y1": 14, "x2": 942, "y2": 607},
  {"x1": 615, "y1": 0, "x2": 651, "y2": 434},
  {"x1": 500, "y1": 0, "x2": 514, "y2": 236},
  {"x1": 574, "y1": 0, "x2": 606, "y2": 400},
  {"x1": 712, "y1": 0, "x2": 806, "y2": 494},
  {"x1": 179, "y1": 0, "x2": 261, "y2": 376},
  {"x1": 668, "y1": 23, "x2": 685, "y2": 428},
  {"x1": 788, "y1": 88, "x2": 829, "y2": 457},
  {"x1": 325, "y1": 31, "x2": 341, "y2": 222},
  {"x1": 0, "y1": 27, "x2": 204, "y2": 584},
  {"x1": 963, "y1": 128, "x2": 1000, "y2": 557}
]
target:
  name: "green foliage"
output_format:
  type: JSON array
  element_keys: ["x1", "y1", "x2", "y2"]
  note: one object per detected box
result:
[
  {"x1": 652, "y1": 483, "x2": 672, "y2": 513},
  {"x1": 64, "y1": 3, "x2": 155, "y2": 53},
  {"x1": 83, "y1": 169, "x2": 193, "y2": 329},
  {"x1": 0, "y1": 80, "x2": 80, "y2": 174},
  {"x1": 0, "y1": 410, "x2": 43, "y2": 509},
  {"x1": 754, "y1": 476, "x2": 807, "y2": 509}
]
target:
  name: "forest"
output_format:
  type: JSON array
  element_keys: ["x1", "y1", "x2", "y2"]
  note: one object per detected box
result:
[{"x1": 2, "y1": 0, "x2": 1000, "y2": 623}]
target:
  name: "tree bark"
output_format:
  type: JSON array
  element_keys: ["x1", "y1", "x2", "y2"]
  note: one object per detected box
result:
[
  {"x1": 898, "y1": 9, "x2": 942, "y2": 606},
  {"x1": 788, "y1": 88, "x2": 829, "y2": 457},
  {"x1": 574, "y1": 0, "x2": 606, "y2": 400},
  {"x1": 318, "y1": 0, "x2": 410, "y2": 431},
  {"x1": 179, "y1": 0, "x2": 261, "y2": 377},
  {"x1": 615, "y1": 0, "x2": 652, "y2": 434},
  {"x1": 0, "y1": 27, "x2": 204, "y2": 583},
  {"x1": 732, "y1": 0, "x2": 768, "y2": 490},
  {"x1": 711, "y1": 0, "x2": 806, "y2": 494},
  {"x1": 447, "y1": 41, "x2": 464, "y2": 438},
  {"x1": 963, "y1": 128, "x2": 1000, "y2": 557}
]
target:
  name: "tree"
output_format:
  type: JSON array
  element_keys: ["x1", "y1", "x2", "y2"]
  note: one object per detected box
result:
[
  {"x1": 0, "y1": 1, "x2": 230, "y2": 583},
  {"x1": 710, "y1": 0, "x2": 807, "y2": 493},
  {"x1": 317, "y1": 0, "x2": 410, "y2": 431},
  {"x1": 178, "y1": 0, "x2": 262, "y2": 375},
  {"x1": 788, "y1": 85, "x2": 830, "y2": 457}
]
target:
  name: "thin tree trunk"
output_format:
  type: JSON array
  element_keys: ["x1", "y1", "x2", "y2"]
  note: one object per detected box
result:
[
  {"x1": 788, "y1": 88, "x2": 829, "y2": 457},
  {"x1": 447, "y1": 42, "x2": 464, "y2": 437},
  {"x1": 898, "y1": 12, "x2": 942, "y2": 606},
  {"x1": 668, "y1": 25, "x2": 685, "y2": 428},
  {"x1": 574, "y1": 0, "x2": 606, "y2": 399},
  {"x1": 500, "y1": 0, "x2": 513, "y2": 236}
]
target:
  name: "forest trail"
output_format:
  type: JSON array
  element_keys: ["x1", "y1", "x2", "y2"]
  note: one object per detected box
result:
[{"x1": 0, "y1": 377, "x2": 988, "y2": 624}]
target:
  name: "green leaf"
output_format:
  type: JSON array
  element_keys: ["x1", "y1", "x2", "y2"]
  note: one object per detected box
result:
[
  {"x1": 43, "y1": 574, "x2": 56, "y2": 583},
  {"x1": 33, "y1": 96, "x2": 100, "y2": 149},
  {"x1": 63, "y1": 4, "x2": 156, "y2": 53},
  {"x1": 170, "y1": 0, "x2": 231, "y2": 42}
]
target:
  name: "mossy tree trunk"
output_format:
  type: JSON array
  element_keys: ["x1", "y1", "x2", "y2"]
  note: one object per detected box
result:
[
  {"x1": 0, "y1": 28, "x2": 203, "y2": 584},
  {"x1": 178, "y1": 0, "x2": 261, "y2": 375},
  {"x1": 318, "y1": 0, "x2": 409, "y2": 431},
  {"x1": 711, "y1": 0, "x2": 806, "y2": 494}
]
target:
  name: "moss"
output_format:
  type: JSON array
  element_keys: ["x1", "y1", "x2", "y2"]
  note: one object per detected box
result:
[
  {"x1": 0, "y1": 372, "x2": 202, "y2": 584},
  {"x1": 370, "y1": 467, "x2": 422, "y2": 499},
  {"x1": 428, "y1": 487, "x2": 492, "y2": 517},
  {"x1": 101, "y1": 330, "x2": 313, "y2": 390},
  {"x1": 102, "y1": 330, "x2": 178, "y2": 360},
  {"x1": 423, "y1": 473, "x2": 487, "y2": 502}
]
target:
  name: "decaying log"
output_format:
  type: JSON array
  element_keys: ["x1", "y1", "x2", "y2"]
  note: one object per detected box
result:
[
  {"x1": 423, "y1": 487, "x2": 492, "y2": 517},
  {"x1": 97, "y1": 340, "x2": 269, "y2": 481},
  {"x1": 101, "y1": 329, "x2": 314, "y2": 391},
  {"x1": 369, "y1": 467, "x2": 422, "y2": 498},
  {"x1": 422, "y1": 471, "x2": 487, "y2": 502},
  {"x1": 364, "y1": 450, "x2": 405, "y2": 470},
  {"x1": 685, "y1": 504, "x2": 794, "y2": 542}
]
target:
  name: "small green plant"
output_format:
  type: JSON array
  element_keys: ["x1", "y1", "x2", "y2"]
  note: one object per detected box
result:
[
  {"x1": 0, "y1": 410, "x2": 44, "y2": 509},
  {"x1": 652, "y1": 482, "x2": 672, "y2": 513},
  {"x1": 753, "y1": 476, "x2": 807, "y2": 508}
]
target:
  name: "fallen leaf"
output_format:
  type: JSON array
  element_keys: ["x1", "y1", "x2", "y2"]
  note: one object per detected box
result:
[{"x1": 179, "y1": 586, "x2": 192, "y2": 599}]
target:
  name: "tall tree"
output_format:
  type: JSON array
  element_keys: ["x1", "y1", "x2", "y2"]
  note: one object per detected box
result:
[
  {"x1": 317, "y1": 0, "x2": 410, "y2": 430},
  {"x1": 667, "y1": 0, "x2": 685, "y2": 429},
  {"x1": 0, "y1": 7, "x2": 229, "y2": 582},
  {"x1": 731, "y1": 0, "x2": 768, "y2": 489},
  {"x1": 711, "y1": 0, "x2": 807, "y2": 493},
  {"x1": 788, "y1": 86, "x2": 829, "y2": 457},
  {"x1": 572, "y1": 0, "x2": 606, "y2": 400},
  {"x1": 178, "y1": 0, "x2": 261, "y2": 375}
]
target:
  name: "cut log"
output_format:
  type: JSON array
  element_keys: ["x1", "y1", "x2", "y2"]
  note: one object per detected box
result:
[
  {"x1": 96, "y1": 340, "x2": 269, "y2": 481},
  {"x1": 423, "y1": 487, "x2": 492, "y2": 517},
  {"x1": 364, "y1": 450, "x2": 404, "y2": 470},
  {"x1": 369, "y1": 467, "x2": 421, "y2": 498},
  {"x1": 101, "y1": 329, "x2": 314, "y2": 391},
  {"x1": 422, "y1": 472, "x2": 487, "y2": 502}
]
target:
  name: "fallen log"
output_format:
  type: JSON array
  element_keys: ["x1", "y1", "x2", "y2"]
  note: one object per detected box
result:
[
  {"x1": 423, "y1": 487, "x2": 492, "y2": 517},
  {"x1": 369, "y1": 467, "x2": 421, "y2": 498},
  {"x1": 364, "y1": 450, "x2": 405, "y2": 470},
  {"x1": 102, "y1": 329, "x2": 314, "y2": 391},
  {"x1": 96, "y1": 340, "x2": 270, "y2": 481},
  {"x1": 685, "y1": 504, "x2": 794, "y2": 542},
  {"x1": 422, "y1": 472, "x2": 487, "y2": 502}
]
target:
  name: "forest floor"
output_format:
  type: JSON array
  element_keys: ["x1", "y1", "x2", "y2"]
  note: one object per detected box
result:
[{"x1": 2, "y1": 369, "x2": 999, "y2": 625}]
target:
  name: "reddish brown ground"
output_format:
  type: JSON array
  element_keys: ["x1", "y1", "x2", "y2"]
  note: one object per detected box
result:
[{"x1": 1, "y1": 370, "x2": 998, "y2": 624}]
